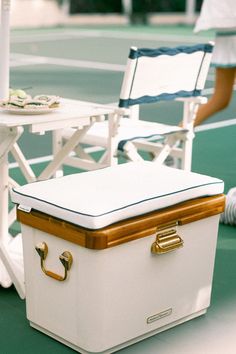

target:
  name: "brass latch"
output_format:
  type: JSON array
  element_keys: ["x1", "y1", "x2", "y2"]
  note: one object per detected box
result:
[
  {"x1": 151, "y1": 222, "x2": 183, "y2": 255},
  {"x1": 35, "y1": 242, "x2": 73, "y2": 281}
]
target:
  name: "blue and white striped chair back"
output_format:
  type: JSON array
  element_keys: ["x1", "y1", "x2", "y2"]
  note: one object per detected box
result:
[
  {"x1": 119, "y1": 43, "x2": 213, "y2": 108},
  {"x1": 58, "y1": 42, "x2": 213, "y2": 172}
]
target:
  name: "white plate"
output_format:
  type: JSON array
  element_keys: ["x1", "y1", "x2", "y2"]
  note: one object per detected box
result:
[{"x1": 1, "y1": 106, "x2": 59, "y2": 115}]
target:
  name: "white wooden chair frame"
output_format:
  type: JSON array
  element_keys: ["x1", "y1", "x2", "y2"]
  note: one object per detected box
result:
[{"x1": 60, "y1": 43, "x2": 213, "y2": 172}]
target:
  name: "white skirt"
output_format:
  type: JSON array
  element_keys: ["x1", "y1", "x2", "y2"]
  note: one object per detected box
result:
[
  {"x1": 212, "y1": 32, "x2": 236, "y2": 67},
  {"x1": 194, "y1": 0, "x2": 236, "y2": 33}
]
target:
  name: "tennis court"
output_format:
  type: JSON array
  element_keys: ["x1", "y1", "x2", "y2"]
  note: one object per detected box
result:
[{"x1": 2, "y1": 24, "x2": 236, "y2": 353}]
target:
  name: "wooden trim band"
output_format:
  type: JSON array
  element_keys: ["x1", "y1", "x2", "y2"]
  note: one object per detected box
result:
[{"x1": 17, "y1": 194, "x2": 225, "y2": 250}]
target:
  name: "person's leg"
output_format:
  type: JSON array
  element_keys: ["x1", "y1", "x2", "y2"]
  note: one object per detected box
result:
[{"x1": 194, "y1": 67, "x2": 236, "y2": 126}]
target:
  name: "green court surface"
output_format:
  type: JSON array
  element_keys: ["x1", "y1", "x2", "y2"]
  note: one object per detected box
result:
[{"x1": 1, "y1": 24, "x2": 236, "y2": 354}]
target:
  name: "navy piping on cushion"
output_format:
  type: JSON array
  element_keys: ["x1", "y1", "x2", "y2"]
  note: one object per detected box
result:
[
  {"x1": 129, "y1": 43, "x2": 213, "y2": 59},
  {"x1": 13, "y1": 181, "x2": 223, "y2": 220},
  {"x1": 119, "y1": 89, "x2": 202, "y2": 108}
]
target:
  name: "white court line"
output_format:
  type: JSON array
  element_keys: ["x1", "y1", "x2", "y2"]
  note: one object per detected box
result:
[
  {"x1": 203, "y1": 83, "x2": 236, "y2": 95},
  {"x1": 11, "y1": 53, "x2": 126, "y2": 72},
  {"x1": 11, "y1": 29, "x2": 206, "y2": 44},
  {"x1": 9, "y1": 155, "x2": 53, "y2": 169},
  {"x1": 11, "y1": 32, "x2": 82, "y2": 43},
  {"x1": 71, "y1": 30, "x2": 205, "y2": 43},
  {"x1": 203, "y1": 88, "x2": 214, "y2": 95},
  {"x1": 195, "y1": 118, "x2": 236, "y2": 132},
  {"x1": 8, "y1": 147, "x2": 103, "y2": 169},
  {"x1": 12, "y1": 53, "x2": 230, "y2": 80}
]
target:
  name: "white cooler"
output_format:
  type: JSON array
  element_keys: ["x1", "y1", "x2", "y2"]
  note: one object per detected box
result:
[{"x1": 11, "y1": 162, "x2": 225, "y2": 354}]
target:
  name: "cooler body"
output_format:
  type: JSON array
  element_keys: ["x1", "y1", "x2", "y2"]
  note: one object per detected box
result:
[
  {"x1": 20, "y1": 205, "x2": 221, "y2": 354},
  {"x1": 11, "y1": 162, "x2": 225, "y2": 354}
]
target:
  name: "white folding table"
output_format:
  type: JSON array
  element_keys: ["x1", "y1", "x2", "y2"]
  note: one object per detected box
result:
[{"x1": 0, "y1": 98, "x2": 115, "y2": 299}]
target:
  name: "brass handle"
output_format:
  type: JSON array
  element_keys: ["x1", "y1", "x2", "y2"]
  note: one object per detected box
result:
[
  {"x1": 151, "y1": 228, "x2": 183, "y2": 255},
  {"x1": 35, "y1": 242, "x2": 73, "y2": 281}
]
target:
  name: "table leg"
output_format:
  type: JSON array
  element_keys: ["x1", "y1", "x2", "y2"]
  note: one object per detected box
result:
[
  {"x1": 52, "y1": 130, "x2": 64, "y2": 178},
  {"x1": 0, "y1": 154, "x2": 10, "y2": 244},
  {"x1": 11, "y1": 143, "x2": 37, "y2": 183},
  {"x1": 0, "y1": 126, "x2": 25, "y2": 298},
  {"x1": 0, "y1": 155, "x2": 25, "y2": 299}
]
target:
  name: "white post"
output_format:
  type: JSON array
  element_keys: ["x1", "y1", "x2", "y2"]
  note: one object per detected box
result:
[
  {"x1": 185, "y1": 0, "x2": 196, "y2": 25},
  {"x1": 0, "y1": 0, "x2": 11, "y2": 101},
  {"x1": 61, "y1": 0, "x2": 70, "y2": 17},
  {"x1": 122, "y1": 0, "x2": 132, "y2": 21}
]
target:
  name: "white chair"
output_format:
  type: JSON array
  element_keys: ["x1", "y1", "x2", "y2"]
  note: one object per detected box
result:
[{"x1": 58, "y1": 43, "x2": 213, "y2": 172}]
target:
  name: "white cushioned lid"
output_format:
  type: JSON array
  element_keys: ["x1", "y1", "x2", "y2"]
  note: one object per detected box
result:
[{"x1": 11, "y1": 162, "x2": 224, "y2": 230}]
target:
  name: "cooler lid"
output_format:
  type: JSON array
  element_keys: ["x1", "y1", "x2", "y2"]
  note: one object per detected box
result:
[
  {"x1": 11, "y1": 162, "x2": 224, "y2": 230},
  {"x1": 16, "y1": 194, "x2": 225, "y2": 250},
  {"x1": 12, "y1": 162, "x2": 224, "y2": 230}
]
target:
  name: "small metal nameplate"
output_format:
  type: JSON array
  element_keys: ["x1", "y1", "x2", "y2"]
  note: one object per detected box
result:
[
  {"x1": 18, "y1": 204, "x2": 31, "y2": 213},
  {"x1": 147, "y1": 308, "x2": 172, "y2": 324}
]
